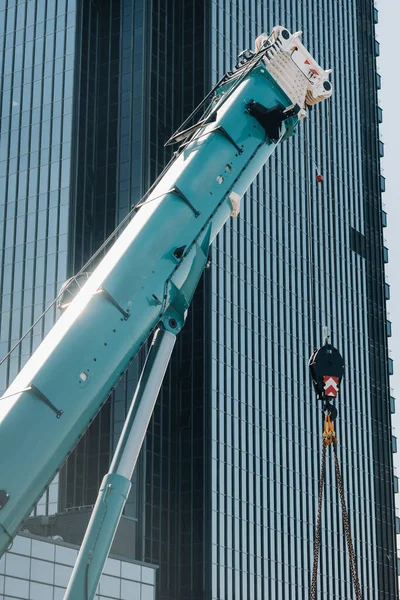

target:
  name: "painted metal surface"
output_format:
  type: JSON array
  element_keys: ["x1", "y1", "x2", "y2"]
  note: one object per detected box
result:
[{"x1": 63, "y1": 473, "x2": 131, "y2": 599}]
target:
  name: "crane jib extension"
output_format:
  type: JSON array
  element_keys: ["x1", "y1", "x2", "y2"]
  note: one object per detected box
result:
[{"x1": 0, "y1": 26, "x2": 332, "y2": 598}]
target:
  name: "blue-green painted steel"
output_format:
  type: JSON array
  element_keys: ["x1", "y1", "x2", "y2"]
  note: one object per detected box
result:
[
  {"x1": 64, "y1": 473, "x2": 131, "y2": 599},
  {"x1": 0, "y1": 64, "x2": 298, "y2": 554}
]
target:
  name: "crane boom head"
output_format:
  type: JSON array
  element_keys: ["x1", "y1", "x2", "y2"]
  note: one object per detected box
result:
[{"x1": 256, "y1": 26, "x2": 333, "y2": 119}]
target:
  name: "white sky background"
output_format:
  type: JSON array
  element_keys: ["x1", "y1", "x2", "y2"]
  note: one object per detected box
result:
[{"x1": 377, "y1": 1, "x2": 400, "y2": 463}]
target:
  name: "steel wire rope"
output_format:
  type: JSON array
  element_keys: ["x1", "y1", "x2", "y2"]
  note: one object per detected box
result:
[
  {"x1": 326, "y1": 96, "x2": 362, "y2": 596},
  {"x1": 325, "y1": 97, "x2": 338, "y2": 331},
  {"x1": 304, "y1": 111, "x2": 318, "y2": 349},
  {"x1": 304, "y1": 108, "x2": 324, "y2": 599},
  {"x1": 305, "y1": 102, "x2": 328, "y2": 596},
  {"x1": 307, "y1": 99, "x2": 362, "y2": 599}
]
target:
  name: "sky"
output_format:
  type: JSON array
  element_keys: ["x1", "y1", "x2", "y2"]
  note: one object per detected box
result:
[{"x1": 377, "y1": 0, "x2": 400, "y2": 479}]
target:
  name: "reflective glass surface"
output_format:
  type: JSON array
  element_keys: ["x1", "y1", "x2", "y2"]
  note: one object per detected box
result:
[
  {"x1": 0, "y1": 0, "x2": 75, "y2": 392},
  {"x1": 209, "y1": 1, "x2": 397, "y2": 598},
  {"x1": 0, "y1": 533, "x2": 156, "y2": 599},
  {"x1": 0, "y1": 0, "x2": 77, "y2": 516}
]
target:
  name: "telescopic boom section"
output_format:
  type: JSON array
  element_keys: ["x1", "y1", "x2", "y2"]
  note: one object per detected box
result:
[{"x1": 0, "y1": 27, "x2": 332, "y2": 555}]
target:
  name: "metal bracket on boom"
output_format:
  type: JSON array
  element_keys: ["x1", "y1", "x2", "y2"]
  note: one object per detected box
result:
[
  {"x1": 246, "y1": 100, "x2": 301, "y2": 142},
  {"x1": 30, "y1": 384, "x2": 63, "y2": 418},
  {"x1": 98, "y1": 287, "x2": 130, "y2": 321},
  {"x1": 177, "y1": 124, "x2": 243, "y2": 155},
  {"x1": 169, "y1": 186, "x2": 200, "y2": 218},
  {"x1": 135, "y1": 186, "x2": 200, "y2": 218},
  {"x1": 212, "y1": 126, "x2": 243, "y2": 154},
  {"x1": 165, "y1": 112, "x2": 217, "y2": 145},
  {"x1": 1, "y1": 385, "x2": 63, "y2": 418}
]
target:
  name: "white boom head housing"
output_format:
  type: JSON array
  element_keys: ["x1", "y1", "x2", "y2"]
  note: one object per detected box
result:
[{"x1": 256, "y1": 25, "x2": 333, "y2": 119}]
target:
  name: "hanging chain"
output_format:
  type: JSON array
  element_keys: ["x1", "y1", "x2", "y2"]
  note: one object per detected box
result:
[
  {"x1": 309, "y1": 415, "x2": 362, "y2": 599},
  {"x1": 332, "y1": 443, "x2": 362, "y2": 599},
  {"x1": 309, "y1": 437, "x2": 327, "y2": 600}
]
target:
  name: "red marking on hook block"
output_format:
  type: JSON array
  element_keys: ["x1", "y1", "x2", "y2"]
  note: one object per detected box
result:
[{"x1": 323, "y1": 376, "x2": 339, "y2": 397}]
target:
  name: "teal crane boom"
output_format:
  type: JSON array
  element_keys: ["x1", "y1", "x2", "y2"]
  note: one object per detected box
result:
[{"x1": 0, "y1": 26, "x2": 332, "y2": 598}]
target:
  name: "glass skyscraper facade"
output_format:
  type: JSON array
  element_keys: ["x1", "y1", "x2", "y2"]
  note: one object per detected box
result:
[
  {"x1": 0, "y1": 1, "x2": 397, "y2": 600},
  {"x1": 0, "y1": 0, "x2": 74, "y2": 391},
  {"x1": 0, "y1": 0, "x2": 77, "y2": 517},
  {"x1": 209, "y1": 0, "x2": 394, "y2": 597}
]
